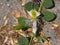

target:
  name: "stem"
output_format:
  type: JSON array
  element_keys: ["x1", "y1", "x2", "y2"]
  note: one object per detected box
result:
[
  {"x1": 29, "y1": 19, "x2": 37, "y2": 45},
  {"x1": 29, "y1": 37, "x2": 33, "y2": 45},
  {"x1": 32, "y1": 19, "x2": 37, "y2": 35},
  {"x1": 38, "y1": 0, "x2": 45, "y2": 12}
]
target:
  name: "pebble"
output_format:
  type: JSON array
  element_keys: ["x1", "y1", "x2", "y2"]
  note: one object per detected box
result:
[
  {"x1": 6, "y1": 0, "x2": 10, "y2": 2},
  {"x1": 7, "y1": 3, "x2": 10, "y2": 7},
  {"x1": 0, "y1": 3, "x2": 3, "y2": 5}
]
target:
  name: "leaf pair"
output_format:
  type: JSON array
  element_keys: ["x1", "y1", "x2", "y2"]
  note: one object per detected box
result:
[
  {"x1": 25, "y1": 0, "x2": 54, "y2": 11},
  {"x1": 25, "y1": 2, "x2": 40, "y2": 11},
  {"x1": 42, "y1": 0, "x2": 55, "y2": 21}
]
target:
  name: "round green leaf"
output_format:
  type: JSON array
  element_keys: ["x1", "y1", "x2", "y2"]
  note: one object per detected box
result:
[
  {"x1": 15, "y1": 17, "x2": 29, "y2": 30},
  {"x1": 18, "y1": 17, "x2": 27, "y2": 24},
  {"x1": 25, "y1": 2, "x2": 33, "y2": 11},
  {"x1": 34, "y1": 3, "x2": 40, "y2": 11},
  {"x1": 42, "y1": 11, "x2": 55, "y2": 21},
  {"x1": 18, "y1": 36, "x2": 29, "y2": 45},
  {"x1": 18, "y1": 17, "x2": 29, "y2": 27},
  {"x1": 43, "y1": 0, "x2": 54, "y2": 8}
]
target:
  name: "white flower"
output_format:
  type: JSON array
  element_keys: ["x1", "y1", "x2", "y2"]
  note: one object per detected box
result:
[{"x1": 27, "y1": 9, "x2": 40, "y2": 19}]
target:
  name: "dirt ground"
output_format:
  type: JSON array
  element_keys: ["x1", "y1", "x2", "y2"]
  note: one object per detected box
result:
[{"x1": 0, "y1": 0, "x2": 60, "y2": 45}]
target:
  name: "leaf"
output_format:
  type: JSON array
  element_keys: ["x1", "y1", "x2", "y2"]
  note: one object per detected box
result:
[
  {"x1": 43, "y1": 0, "x2": 54, "y2": 8},
  {"x1": 25, "y1": 2, "x2": 33, "y2": 11},
  {"x1": 42, "y1": 11, "x2": 55, "y2": 21},
  {"x1": 16, "y1": 43, "x2": 19, "y2": 45},
  {"x1": 18, "y1": 17, "x2": 29, "y2": 27},
  {"x1": 15, "y1": 17, "x2": 29, "y2": 30},
  {"x1": 15, "y1": 25, "x2": 22, "y2": 30},
  {"x1": 38, "y1": 37, "x2": 43, "y2": 42},
  {"x1": 25, "y1": 2, "x2": 40, "y2": 11},
  {"x1": 42, "y1": 36, "x2": 47, "y2": 41},
  {"x1": 38, "y1": 36, "x2": 46, "y2": 42},
  {"x1": 34, "y1": 3, "x2": 40, "y2": 11},
  {"x1": 18, "y1": 36, "x2": 29, "y2": 45}
]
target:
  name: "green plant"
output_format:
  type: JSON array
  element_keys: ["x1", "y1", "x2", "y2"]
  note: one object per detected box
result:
[{"x1": 15, "y1": 0, "x2": 56, "y2": 45}]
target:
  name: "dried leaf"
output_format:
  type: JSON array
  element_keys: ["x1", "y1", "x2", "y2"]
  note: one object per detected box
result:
[
  {"x1": 50, "y1": 22, "x2": 59, "y2": 29},
  {"x1": 51, "y1": 23, "x2": 59, "y2": 28},
  {"x1": 3, "y1": 14, "x2": 8, "y2": 20},
  {"x1": 12, "y1": 16, "x2": 18, "y2": 26},
  {"x1": 12, "y1": 10, "x2": 20, "y2": 18},
  {"x1": 3, "y1": 19, "x2": 8, "y2": 26},
  {"x1": 27, "y1": 28, "x2": 32, "y2": 32},
  {"x1": 22, "y1": 0, "x2": 26, "y2": 6},
  {"x1": 17, "y1": 29, "x2": 23, "y2": 34},
  {"x1": 43, "y1": 40, "x2": 50, "y2": 45},
  {"x1": 39, "y1": 31, "x2": 45, "y2": 37}
]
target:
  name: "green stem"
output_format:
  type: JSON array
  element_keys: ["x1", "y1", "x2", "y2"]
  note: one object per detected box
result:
[
  {"x1": 38, "y1": 0, "x2": 45, "y2": 12},
  {"x1": 29, "y1": 37, "x2": 33, "y2": 45}
]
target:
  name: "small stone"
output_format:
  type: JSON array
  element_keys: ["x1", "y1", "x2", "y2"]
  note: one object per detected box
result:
[
  {"x1": 7, "y1": 3, "x2": 10, "y2": 7},
  {"x1": 33, "y1": 37, "x2": 38, "y2": 42},
  {"x1": 6, "y1": 0, "x2": 10, "y2": 2},
  {"x1": 51, "y1": 27, "x2": 55, "y2": 29},
  {"x1": 27, "y1": 28, "x2": 32, "y2": 32},
  {"x1": 0, "y1": 3, "x2": 3, "y2": 5}
]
